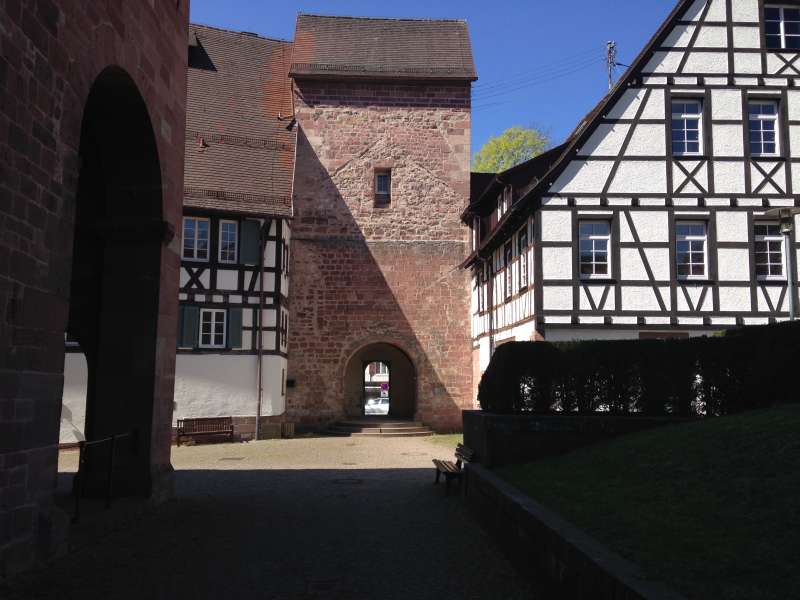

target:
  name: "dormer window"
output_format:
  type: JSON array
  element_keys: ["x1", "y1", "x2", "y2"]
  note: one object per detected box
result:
[
  {"x1": 375, "y1": 170, "x2": 391, "y2": 207},
  {"x1": 765, "y1": 6, "x2": 800, "y2": 50}
]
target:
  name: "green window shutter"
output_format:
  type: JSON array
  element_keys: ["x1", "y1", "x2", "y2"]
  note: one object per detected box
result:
[
  {"x1": 228, "y1": 307, "x2": 243, "y2": 349},
  {"x1": 240, "y1": 220, "x2": 261, "y2": 265},
  {"x1": 179, "y1": 305, "x2": 199, "y2": 348}
]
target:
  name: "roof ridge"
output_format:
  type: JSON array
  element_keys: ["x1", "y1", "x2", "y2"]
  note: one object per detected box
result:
[
  {"x1": 189, "y1": 22, "x2": 292, "y2": 44},
  {"x1": 296, "y1": 12, "x2": 467, "y2": 24}
]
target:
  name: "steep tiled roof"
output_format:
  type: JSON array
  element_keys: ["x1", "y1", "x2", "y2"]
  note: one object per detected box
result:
[
  {"x1": 185, "y1": 24, "x2": 295, "y2": 217},
  {"x1": 290, "y1": 14, "x2": 477, "y2": 81}
]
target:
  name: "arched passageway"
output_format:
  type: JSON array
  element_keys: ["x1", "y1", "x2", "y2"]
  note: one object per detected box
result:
[
  {"x1": 65, "y1": 66, "x2": 166, "y2": 497},
  {"x1": 343, "y1": 343, "x2": 416, "y2": 419}
]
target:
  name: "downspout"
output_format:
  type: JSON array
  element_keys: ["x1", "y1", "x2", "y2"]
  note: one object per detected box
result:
[{"x1": 255, "y1": 221, "x2": 267, "y2": 441}]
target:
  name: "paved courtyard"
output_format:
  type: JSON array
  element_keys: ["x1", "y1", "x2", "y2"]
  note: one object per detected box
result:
[{"x1": 3, "y1": 436, "x2": 540, "y2": 599}]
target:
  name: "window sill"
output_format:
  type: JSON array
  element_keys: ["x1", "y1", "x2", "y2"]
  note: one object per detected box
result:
[
  {"x1": 579, "y1": 277, "x2": 616, "y2": 284},
  {"x1": 677, "y1": 278, "x2": 714, "y2": 284},
  {"x1": 672, "y1": 154, "x2": 709, "y2": 160}
]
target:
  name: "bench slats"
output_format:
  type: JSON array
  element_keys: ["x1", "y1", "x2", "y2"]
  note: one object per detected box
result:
[{"x1": 177, "y1": 417, "x2": 235, "y2": 446}]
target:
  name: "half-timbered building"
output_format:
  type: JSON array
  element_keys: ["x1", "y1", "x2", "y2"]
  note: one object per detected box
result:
[{"x1": 464, "y1": 0, "x2": 800, "y2": 377}]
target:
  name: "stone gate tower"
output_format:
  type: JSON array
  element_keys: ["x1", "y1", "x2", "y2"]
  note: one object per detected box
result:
[{"x1": 287, "y1": 15, "x2": 476, "y2": 430}]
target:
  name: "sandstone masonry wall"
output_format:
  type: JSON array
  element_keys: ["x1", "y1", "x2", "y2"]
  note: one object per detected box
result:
[
  {"x1": 0, "y1": 0, "x2": 187, "y2": 575},
  {"x1": 288, "y1": 81, "x2": 473, "y2": 430}
]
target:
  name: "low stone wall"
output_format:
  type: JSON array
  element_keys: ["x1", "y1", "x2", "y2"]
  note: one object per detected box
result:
[
  {"x1": 465, "y1": 464, "x2": 685, "y2": 600},
  {"x1": 463, "y1": 411, "x2": 690, "y2": 468}
]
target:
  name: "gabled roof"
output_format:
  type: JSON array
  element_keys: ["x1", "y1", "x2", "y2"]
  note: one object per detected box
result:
[
  {"x1": 184, "y1": 24, "x2": 296, "y2": 218},
  {"x1": 289, "y1": 14, "x2": 477, "y2": 81},
  {"x1": 468, "y1": 0, "x2": 695, "y2": 261}
]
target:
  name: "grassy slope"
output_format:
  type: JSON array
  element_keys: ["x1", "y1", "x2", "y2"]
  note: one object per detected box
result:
[
  {"x1": 426, "y1": 433, "x2": 463, "y2": 448},
  {"x1": 499, "y1": 406, "x2": 800, "y2": 600}
]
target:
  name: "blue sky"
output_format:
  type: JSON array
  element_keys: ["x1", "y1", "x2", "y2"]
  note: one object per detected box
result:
[{"x1": 190, "y1": 0, "x2": 676, "y2": 157}]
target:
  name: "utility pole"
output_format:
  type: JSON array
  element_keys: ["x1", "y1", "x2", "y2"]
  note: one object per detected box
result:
[{"x1": 606, "y1": 41, "x2": 617, "y2": 90}]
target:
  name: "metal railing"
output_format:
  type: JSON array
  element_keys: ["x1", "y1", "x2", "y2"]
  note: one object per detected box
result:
[{"x1": 72, "y1": 430, "x2": 137, "y2": 524}]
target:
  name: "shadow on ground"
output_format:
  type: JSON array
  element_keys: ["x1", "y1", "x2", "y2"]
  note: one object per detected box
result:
[{"x1": 3, "y1": 467, "x2": 540, "y2": 600}]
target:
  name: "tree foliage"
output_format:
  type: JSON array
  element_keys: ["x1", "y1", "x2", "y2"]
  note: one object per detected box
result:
[{"x1": 472, "y1": 126, "x2": 549, "y2": 173}]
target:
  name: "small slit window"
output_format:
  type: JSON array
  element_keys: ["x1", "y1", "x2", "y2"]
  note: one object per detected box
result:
[
  {"x1": 748, "y1": 101, "x2": 779, "y2": 156},
  {"x1": 375, "y1": 170, "x2": 391, "y2": 206}
]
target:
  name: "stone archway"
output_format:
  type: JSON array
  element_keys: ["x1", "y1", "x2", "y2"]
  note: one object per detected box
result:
[
  {"x1": 343, "y1": 343, "x2": 416, "y2": 419},
  {"x1": 65, "y1": 66, "x2": 168, "y2": 497}
]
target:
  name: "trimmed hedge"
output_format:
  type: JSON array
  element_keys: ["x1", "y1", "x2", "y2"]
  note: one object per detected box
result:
[{"x1": 478, "y1": 321, "x2": 800, "y2": 416}]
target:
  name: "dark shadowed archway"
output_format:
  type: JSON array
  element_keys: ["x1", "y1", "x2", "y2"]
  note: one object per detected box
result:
[
  {"x1": 343, "y1": 343, "x2": 416, "y2": 419},
  {"x1": 66, "y1": 66, "x2": 168, "y2": 497}
]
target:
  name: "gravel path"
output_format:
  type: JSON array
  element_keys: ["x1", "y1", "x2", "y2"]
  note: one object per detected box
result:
[{"x1": 3, "y1": 436, "x2": 540, "y2": 599}]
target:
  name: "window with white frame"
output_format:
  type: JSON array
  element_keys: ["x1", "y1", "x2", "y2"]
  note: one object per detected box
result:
[
  {"x1": 748, "y1": 101, "x2": 779, "y2": 156},
  {"x1": 218, "y1": 220, "x2": 238, "y2": 264},
  {"x1": 579, "y1": 221, "x2": 611, "y2": 278},
  {"x1": 671, "y1": 99, "x2": 703, "y2": 156},
  {"x1": 182, "y1": 217, "x2": 210, "y2": 261},
  {"x1": 676, "y1": 222, "x2": 707, "y2": 279},
  {"x1": 496, "y1": 194, "x2": 504, "y2": 221},
  {"x1": 754, "y1": 223, "x2": 785, "y2": 279},
  {"x1": 199, "y1": 308, "x2": 226, "y2": 348},
  {"x1": 765, "y1": 5, "x2": 800, "y2": 50},
  {"x1": 517, "y1": 227, "x2": 529, "y2": 288},
  {"x1": 504, "y1": 242, "x2": 513, "y2": 298}
]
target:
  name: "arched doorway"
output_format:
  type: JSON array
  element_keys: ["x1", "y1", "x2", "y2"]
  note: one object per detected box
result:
[
  {"x1": 344, "y1": 343, "x2": 416, "y2": 419},
  {"x1": 64, "y1": 67, "x2": 165, "y2": 497}
]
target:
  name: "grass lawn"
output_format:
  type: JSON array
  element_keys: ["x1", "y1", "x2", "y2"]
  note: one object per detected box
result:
[
  {"x1": 426, "y1": 433, "x2": 463, "y2": 448},
  {"x1": 498, "y1": 405, "x2": 800, "y2": 600}
]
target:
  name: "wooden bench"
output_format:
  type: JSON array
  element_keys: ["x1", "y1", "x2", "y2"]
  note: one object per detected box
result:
[
  {"x1": 432, "y1": 444, "x2": 474, "y2": 494},
  {"x1": 176, "y1": 417, "x2": 235, "y2": 446}
]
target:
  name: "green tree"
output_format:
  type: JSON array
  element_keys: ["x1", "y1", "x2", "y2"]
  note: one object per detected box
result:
[{"x1": 472, "y1": 126, "x2": 549, "y2": 173}]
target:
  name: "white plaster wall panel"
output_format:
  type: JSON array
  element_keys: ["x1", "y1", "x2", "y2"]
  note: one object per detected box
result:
[
  {"x1": 265, "y1": 241, "x2": 277, "y2": 268},
  {"x1": 715, "y1": 211, "x2": 748, "y2": 242},
  {"x1": 710, "y1": 317, "x2": 737, "y2": 326},
  {"x1": 644, "y1": 51, "x2": 685, "y2": 74},
  {"x1": 620, "y1": 212, "x2": 634, "y2": 243},
  {"x1": 705, "y1": 0, "x2": 728, "y2": 21},
  {"x1": 478, "y1": 337, "x2": 491, "y2": 373},
  {"x1": 545, "y1": 329, "x2": 640, "y2": 343},
  {"x1": 242, "y1": 308, "x2": 253, "y2": 327},
  {"x1": 694, "y1": 26, "x2": 728, "y2": 48},
  {"x1": 575, "y1": 198, "x2": 602, "y2": 206},
  {"x1": 511, "y1": 320, "x2": 539, "y2": 343},
  {"x1": 631, "y1": 212, "x2": 669, "y2": 243},
  {"x1": 735, "y1": 77, "x2": 759, "y2": 86},
  {"x1": 542, "y1": 197, "x2": 569, "y2": 206},
  {"x1": 622, "y1": 286, "x2": 662, "y2": 311},
  {"x1": 678, "y1": 317, "x2": 704, "y2": 325},
  {"x1": 730, "y1": 0, "x2": 759, "y2": 22},
  {"x1": 608, "y1": 162, "x2": 667, "y2": 194},
  {"x1": 621, "y1": 248, "x2": 648, "y2": 281},
  {"x1": 625, "y1": 125, "x2": 666, "y2": 156},
  {"x1": 768, "y1": 199, "x2": 795, "y2": 207},
  {"x1": 712, "y1": 125, "x2": 744, "y2": 157},
  {"x1": 787, "y1": 91, "x2": 800, "y2": 121},
  {"x1": 732, "y1": 26, "x2": 760, "y2": 48},
  {"x1": 60, "y1": 353, "x2": 87, "y2": 443},
  {"x1": 612, "y1": 316, "x2": 638, "y2": 325},
  {"x1": 641, "y1": 89, "x2": 666, "y2": 120},
  {"x1": 646, "y1": 316, "x2": 671, "y2": 325},
  {"x1": 540, "y1": 211, "x2": 572, "y2": 242},
  {"x1": 217, "y1": 269, "x2": 238, "y2": 290},
  {"x1": 542, "y1": 247, "x2": 573, "y2": 280},
  {"x1": 606, "y1": 89, "x2": 647, "y2": 120},
  {"x1": 673, "y1": 198, "x2": 700, "y2": 207},
  {"x1": 711, "y1": 90, "x2": 743, "y2": 120},
  {"x1": 578, "y1": 124, "x2": 630, "y2": 156},
  {"x1": 543, "y1": 286, "x2": 573, "y2": 311},
  {"x1": 719, "y1": 287, "x2": 751, "y2": 312},
  {"x1": 717, "y1": 248, "x2": 751, "y2": 281},
  {"x1": 179, "y1": 268, "x2": 190, "y2": 288},
  {"x1": 663, "y1": 24, "x2": 695, "y2": 48},
  {"x1": 268, "y1": 220, "x2": 277, "y2": 236},
  {"x1": 579, "y1": 286, "x2": 615, "y2": 311},
  {"x1": 757, "y1": 286, "x2": 786, "y2": 312},
  {"x1": 674, "y1": 76, "x2": 700, "y2": 85},
  {"x1": 733, "y1": 53, "x2": 762, "y2": 75},
  {"x1": 704, "y1": 77, "x2": 729, "y2": 85},
  {"x1": 737, "y1": 198, "x2": 763, "y2": 207},
  {"x1": 644, "y1": 248, "x2": 671, "y2": 281},
  {"x1": 766, "y1": 54, "x2": 794, "y2": 75},
  {"x1": 262, "y1": 331, "x2": 276, "y2": 350},
  {"x1": 262, "y1": 309, "x2": 277, "y2": 327},
  {"x1": 673, "y1": 161, "x2": 709, "y2": 194},
  {"x1": 797, "y1": 248, "x2": 800, "y2": 282},
  {"x1": 750, "y1": 163, "x2": 786, "y2": 194},
  {"x1": 212, "y1": 294, "x2": 223, "y2": 303},
  {"x1": 676, "y1": 285, "x2": 709, "y2": 311},
  {"x1": 660, "y1": 287, "x2": 672, "y2": 311},
  {"x1": 682, "y1": 53, "x2": 729, "y2": 74},
  {"x1": 705, "y1": 198, "x2": 731, "y2": 206},
  {"x1": 239, "y1": 334, "x2": 252, "y2": 351},
  {"x1": 713, "y1": 161, "x2": 746, "y2": 194},
  {"x1": 640, "y1": 198, "x2": 667, "y2": 207},
  {"x1": 608, "y1": 198, "x2": 633, "y2": 206},
  {"x1": 173, "y1": 354, "x2": 285, "y2": 422},
  {"x1": 791, "y1": 163, "x2": 800, "y2": 193},
  {"x1": 200, "y1": 270, "x2": 210, "y2": 288},
  {"x1": 550, "y1": 161, "x2": 615, "y2": 194},
  {"x1": 744, "y1": 317, "x2": 769, "y2": 325},
  {"x1": 579, "y1": 316, "x2": 605, "y2": 325}
]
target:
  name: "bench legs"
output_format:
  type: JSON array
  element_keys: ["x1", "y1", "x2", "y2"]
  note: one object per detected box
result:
[{"x1": 435, "y1": 469, "x2": 441, "y2": 484}]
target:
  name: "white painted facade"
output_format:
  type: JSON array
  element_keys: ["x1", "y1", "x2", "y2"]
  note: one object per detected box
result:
[{"x1": 468, "y1": 0, "x2": 800, "y2": 375}]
